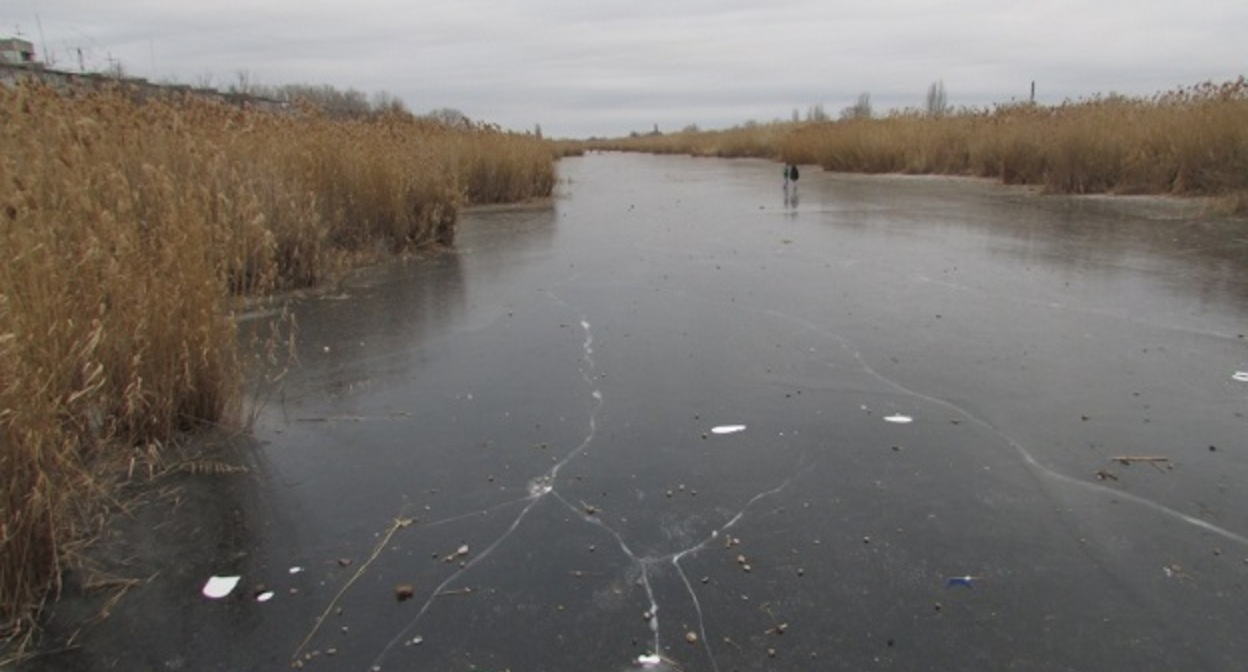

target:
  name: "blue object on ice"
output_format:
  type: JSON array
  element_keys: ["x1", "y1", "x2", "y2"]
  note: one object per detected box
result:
[{"x1": 946, "y1": 576, "x2": 976, "y2": 589}]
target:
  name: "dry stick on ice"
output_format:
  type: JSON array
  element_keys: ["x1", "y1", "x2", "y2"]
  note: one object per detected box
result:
[
  {"x1": 291, "y1": 516, "x2": 415, "y2": 661},
  {"x1": 1111, "y1": 456, "x2": 1171, "y2": 473}
]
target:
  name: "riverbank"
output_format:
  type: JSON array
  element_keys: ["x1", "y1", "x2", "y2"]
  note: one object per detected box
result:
[
  {"x1": 581, "y1": 77, "x2": 1248, "y2": 214},
  {"x1": 0, "y1": 81, "x2": 556, "y2": 657}
]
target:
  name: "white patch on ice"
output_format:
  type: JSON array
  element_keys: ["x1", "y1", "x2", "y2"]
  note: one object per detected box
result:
[
  {"x1": 711, "y1": 424, "x2": 746, "y2": 434},
  {"x1": 289, "y1": 566, "x2": 304, "y2": 574},
  {"x1": 1233, "y1": 371, "x2": 1248, "y2": 382},
  {"x1": 528, "y1": 476, "x2": 554, "y2": 497},
  {"x1": 255, "y1": 591, "x2": 275, "y2": 602},
  {"x1": 637, "y1": 654, "x2": 663, "y2": 666},
  {"x1": 202, "y1": 575, "x2": 240, "y2": 599},
  {"x1": 884, "y1": 414, "x2": 913, "y2": 424}
]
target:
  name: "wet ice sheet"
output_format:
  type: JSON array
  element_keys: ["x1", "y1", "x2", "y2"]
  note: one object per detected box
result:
[
  {"x1": 261, "y1": 157, "x2": 1248, "y2": 672},
  {"x1": 269, "y1": 303, "x2": 1248, "y2": 672}
]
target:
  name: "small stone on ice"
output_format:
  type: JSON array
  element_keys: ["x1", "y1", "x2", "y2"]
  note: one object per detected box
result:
[
  {"x1": 457, "y1": 544, "x2": 469, "y2": 556},
  {"x1": 686, "y1": 631, "x2": 699, "y2": 644},
  {"x1": 395, "y1": 584, "x2": 415, "y2": 601}
]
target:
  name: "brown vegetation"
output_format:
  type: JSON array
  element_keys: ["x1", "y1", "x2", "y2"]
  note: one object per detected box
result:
[
  {"x1": 590, "y1": 78, "x2": 1248, "y2": 211},
  {"x1": 0, "y1": 81, "x2": 554, "y2": 649}
]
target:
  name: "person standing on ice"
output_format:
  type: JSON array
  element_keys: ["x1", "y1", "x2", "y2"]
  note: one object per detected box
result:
[{"x1": 782, "y1": 163, "x2": 799, "y2": 188}]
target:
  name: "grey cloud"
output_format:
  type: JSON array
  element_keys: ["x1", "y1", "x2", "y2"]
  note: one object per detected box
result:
[{"x1": 10, "y1": 0, "x2": 1247, "y2": 137}]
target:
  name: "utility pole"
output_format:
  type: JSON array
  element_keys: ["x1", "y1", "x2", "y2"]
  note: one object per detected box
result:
[{"x1": 35, "y1": 14, "x2": 49, "y2": 65}]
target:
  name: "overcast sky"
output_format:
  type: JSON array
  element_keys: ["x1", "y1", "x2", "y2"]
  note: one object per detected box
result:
[{"x1": 7, "y1": 1, "x2": 1246, "y2": 138}]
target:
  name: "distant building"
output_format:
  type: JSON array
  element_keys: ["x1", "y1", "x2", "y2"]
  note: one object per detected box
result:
[{"x1": 0, "y1": 38, "x2": 38, "y2": 66}]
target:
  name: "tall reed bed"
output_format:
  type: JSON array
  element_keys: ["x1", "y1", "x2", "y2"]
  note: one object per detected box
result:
[
  {"x1": 786, "y1": 80, "x2": 1248, "y2": 200},
  {"x1": 452, "y1": 125, "x2": 558, "y2": 204},
  {"x1": 590, "y1": 78, "x2": 1248, "y2": 209},
  {"x1": 0, "y1": 82, "x2": 554, "y2": 645},
  {"x1": 589, "y1": 123, "x2": 790, "y2": 159}
]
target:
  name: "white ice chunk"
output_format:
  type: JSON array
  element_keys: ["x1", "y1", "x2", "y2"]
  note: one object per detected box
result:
[
  {"x1": 289, "y1": 566, "x2": 304, "y2": 574},
  {"x1": 883, "y1": 414, "x2": 913, "y2": 424},
  {"x1": 256, "y1": 591, "x2": 275, "y2": 602},
  {"x1": 1233, "y1": 371, "x2": 1248, "y2": 382},
  {"x1": 638, "y1": 654, "x2": 663, "y2": 666},
  {"x1": 711, "y1": 425, "x2": 746, "y2": 434},
  {"x1": 202, "y1": 575, "x2": 241, "y2": 599}
]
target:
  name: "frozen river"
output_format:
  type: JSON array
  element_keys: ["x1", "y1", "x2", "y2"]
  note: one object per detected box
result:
[{"x1": 35, "y1": 153, "x2": 1248, "y2": 671}]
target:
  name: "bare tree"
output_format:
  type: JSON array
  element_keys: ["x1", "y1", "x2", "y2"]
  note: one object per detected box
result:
[
  {"x1": 840, "y1": 92, "x2": 872, "y2": 120},
  {"x1": 192, "y1": 72, "x2": 216, "y2": 90},
  {"x1": 806, "y1": 103, "x2": 829, "y2": 122},
  {"x1": 103, "y1": 54, "x2": 126, "y2": 79},
  {"x1": 424, "y1": 107, "x2": 473, "y2": 128},
  {"x1": 371, "y1": 90, "x2": 409, "y2": 116},
  {"x1": 925, "y1": 80, "x2": 949, "y2": 117},
  {"x1": 276, "y1": 84, "x2": 372, "y2": 118},
  {"x1": 230, "y1": 69, "x2": 258, "y2": 95}
]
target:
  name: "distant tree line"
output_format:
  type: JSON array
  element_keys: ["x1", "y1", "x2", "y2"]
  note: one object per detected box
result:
[
  {"x1": 789, "y1": 81, "x2": 949, "y2": 124},
  {"x1": 217, "y1": 69, "x2": 472, "y2": 124}
]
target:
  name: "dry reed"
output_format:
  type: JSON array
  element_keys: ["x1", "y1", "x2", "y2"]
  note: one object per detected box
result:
[
  {"x1": 590, "y1": 77, "x2": 1248, "y2": 210},
  {"x1": 0, "y1": 81, "x2": 554, "y2": 650}
]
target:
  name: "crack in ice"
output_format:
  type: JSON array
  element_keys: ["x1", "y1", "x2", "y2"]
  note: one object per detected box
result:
[
  {"x1": 364, "y1": 317, "x2": 606, "y2": 671},
  {"x1": 549, "y1": 463, "x2": 810, "y2": 672},
  {"x1": 754, "y1": 305, "x2": 1248, "y2": 549}
]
